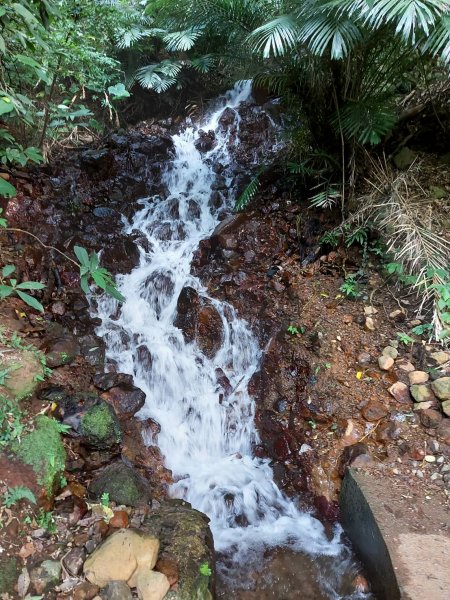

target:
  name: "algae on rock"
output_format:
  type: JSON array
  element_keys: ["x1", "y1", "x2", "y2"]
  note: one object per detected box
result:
[
  {"x1": 80, "y1": 401, "x2": 121, "y2": 449},
  {"x1": 13, "y1": 415, "x2": 65, "y2": 494}
]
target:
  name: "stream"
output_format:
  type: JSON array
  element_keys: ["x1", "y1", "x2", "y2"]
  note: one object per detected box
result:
[{"x1": 95, "y1": 83, "x2": 369, "y2": 599}]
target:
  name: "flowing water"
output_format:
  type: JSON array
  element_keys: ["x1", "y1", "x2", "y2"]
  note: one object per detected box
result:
[{"x1": 95, "y1": 83, "x2": 369, "y2": 598}]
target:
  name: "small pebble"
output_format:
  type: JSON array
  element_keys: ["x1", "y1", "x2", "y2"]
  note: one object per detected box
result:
[{"x1": 424, "y1": 455, "x2": 436, "y2": 463}]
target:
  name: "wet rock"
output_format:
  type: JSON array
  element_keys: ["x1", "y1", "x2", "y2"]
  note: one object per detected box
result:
[
  {"x1": 410, "y1": 384, "x2": 436, "y2": 404},
  {"x1": 378, "y1": 355, "x2": 394, "y2": 371},
  {"x1": 174, "y1": 287, "x2": 223, "y2": 359},
  {"x1": 142, "y1": 500, "x2": 214, "y2": 600},
  {"x1": 100, "y1": 384, "x2": 146, "y2": 418},
  {"x1": 210, "y1": 213, "x2": 249, "y2": 250},
  {"x1": 64, "y1": 547, "x2": 86, "y2": 577},
  {"x1": 84, "y1": 529, "x2": 159, "y2": 588},
  {"x1": 79, "y1": 334, "x2": 106, "y2": 367},
  {"x1": 93, "y1": 372, "x2": 134, "y2": 391},
  {"x1": 419, "y1": 409, "x2": 442, "y2": 429},
  {"x1": 30, "y1": 560, "x2": 61, "y2": 594},
  {"x1": 80, "y1": 400, "x2": 121, "y2": 450},
  {"x1": 194, "y1": 130, "x2": 216, "y2": 153},
  {"x1": 135, "y1": 571, "x2": 170, "y2": 600},
  {"x1": 362, "y1": 401, "x2": 388, "y2": 422},
  {"x1": 100, "y1": 581, "x2": 132, "y2": 600},
  {"x1": 382, "y1": 346, "x2": 398, "y2": 359},
  {"x1": 93, "y1": 206, "x2": 118, "y2": 219},
  {"x1": 431, "y1": 377, "x2": 450, "y2": 400},
  {"x1": 215, "y1": 368, "x2": 232, "y2": 397},
  {"x1": 80, "y1": 148, "x2": 112, "y2": 172},
  {"x1": 408, "y1": 370, "x2": 429, "y2": 384},
  {"x1": 388, "y1": 381, "x2": 412, "y2": 404},
  {"x1": 88, "y1": 461, "x2": 152, "y2": 507}
]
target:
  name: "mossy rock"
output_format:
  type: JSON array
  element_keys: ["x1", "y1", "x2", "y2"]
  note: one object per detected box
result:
[
  {"x1": 88, "y1": 461, "x2": 152, "y2": 507},
  {"x1": 80, "y1": 401, "x2": 121, "y2": 450},
  {"x1": 13, "y1": 415, "x2": 65, "y2": 495},
  {"x1": 0, "y1": 345, "x2": 45, "y2": 401},
  {"x1": 0, "y1": 556, "x2": 19, "y2": 594},
  {"x1": 143, "y1": 500, "x2": 215, "y2": 600}
]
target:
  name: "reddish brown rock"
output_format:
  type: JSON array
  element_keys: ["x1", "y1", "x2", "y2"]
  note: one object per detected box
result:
[
  {"x1": 436, "y1": 419, "x2": 450, "y2": 444},
  {"x1": 100, "y1": 384, "x2": 145, "y2": 418},
  {"x1": 419, "y1": 409, "x2": 442, "y2": 429},
  {"x1": 388, "y1": 381, "x2": 412, "y2": 405},
  {"x1": 378, "y1": 355, "x2": 394, "y2": 371},
  {"x1": 73, "y1": 582, "x2": 100, "y2": 600},
  {"x1": 109, "y1": 510, "x2": 129, "y2": 529},
  {"x1": 362, "y1": 401, "x2": 389, "y2": 422},
  {"x1": 155, "y1": 555, "x2": 179, "y2": 586},
  {"x1": 173, "y1": 286, "x2": 223, "y2": 358}
]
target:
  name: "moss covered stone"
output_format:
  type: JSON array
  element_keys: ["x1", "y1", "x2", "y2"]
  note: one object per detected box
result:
[
  {"x1": 0, "y1": 556, "x2": 19, "y2": 594},
  {"x1": 0, "y1": 345, "x2": 45, "y2": 401},
  {"x1": 80, "y1": 401, "x2": 121, "y2": 449},
  {"x1": 13, "y1": 415, "x2": 65, "y2": 495},
  {"x1": 143, "y1": 500, "x2": 214, "y2": 600},
  {"x1": 88, "y1": 461, "x2": 151, "y2": 507}
]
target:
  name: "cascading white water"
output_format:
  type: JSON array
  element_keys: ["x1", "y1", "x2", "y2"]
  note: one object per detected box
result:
[{"x1": 95, "y1": 83, "x2": 364, "y2": 597}]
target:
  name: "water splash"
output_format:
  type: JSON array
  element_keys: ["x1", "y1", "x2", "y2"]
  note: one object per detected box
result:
[{"x1": 95, "y1": 82, "x2": 365, "y2": 597}]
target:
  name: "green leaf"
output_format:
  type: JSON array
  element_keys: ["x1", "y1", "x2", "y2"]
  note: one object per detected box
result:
[
  {"x1": 80, "y1": 275, "x2": 90, "y2": 294},
  {"x1": 0, "y1": 97, "x2": 14, "y2": 116},
  {"x1": 16, "y1": 290, "x2": 44, "y2": 312},
  {"x1": 2, "y1": 265, "x2": 15, "y2": 277},
  {"x1": 199, "y1": 562, "x2": 212, "y2": 577},
  {"x1": 104, "y1": 285, "x2": 125, "y2": 303},
  {"x1": 89, "y1": 252, "x2": 100, "y2": 270},
  {"x1": 16, "y1": 281, "x2": 45, "y2": 290},
  {"x1": 74, "y1": 245, "x2": 90, "y2": 267},
  {"x1": 0, "y1": 178, "x2": 16, "y2": 198},
  {"x1": 0, "y1": 284, "x2": 14, "y2": 299},
  {"x1": 107, "y1": 83, "x2": 130, "y2": 99}
]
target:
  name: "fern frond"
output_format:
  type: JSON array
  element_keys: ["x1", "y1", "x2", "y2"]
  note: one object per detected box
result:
[{"x1": 235, "y1": 167, "x2": 266, "y2": 210}]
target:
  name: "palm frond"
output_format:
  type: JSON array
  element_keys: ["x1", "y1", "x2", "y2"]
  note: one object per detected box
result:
[
  {"x1": 248, "y1": 15, "x2": 299, "y2": 57},
  {"x1": 337, "y1": 99, "x2": 397, "y2": 144},
  {"x1": 298, "y1": 12, "x2": 364, "y2": 59},
  {"x1": 164, "y1": 26, "x2": 204, "y2": 51},
  {"x1": 422, "y1": 12, "x2": 450, "y2": 63},
  {"x1": 135, "y1": 60, "x2": 183, "y2": 92}
]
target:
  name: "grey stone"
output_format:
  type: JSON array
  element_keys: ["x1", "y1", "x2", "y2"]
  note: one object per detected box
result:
[
  {"x1": 30, "y1": 560, "x2": 62, "y2": 594},
  {"x1": 63, "y1": 547, "x2": 86, "y2": 576},
  {"x1": 431, "y1": 377, "x2": 450, "y2": 400},
  {"x1": 100, "y1": 580, "x2": 133, "y2": 600}
]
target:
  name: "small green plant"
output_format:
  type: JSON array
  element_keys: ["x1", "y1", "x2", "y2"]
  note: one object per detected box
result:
[
  {"x1": 199, "y1": 561, "x2": 212, "y2": 577},
  {"x1": 3, "y1": 486, "x2": 36, "y2": 508},
  {"x1": 344, "y1": 225, "x2": 368, "y2": 248},
  {"x1": 340, "y1": 276, "x2": 358, "y2": 298},
  {"x1": 287, "y1": 325, "x2": 304, "y2": 335},
  {"x1": 411, "y1": 323, "x2": 433, "y2": 336},
  {"x1": 101, "y1": 492, "x2": 110, "y2": 507},
  {"x1": 397, "y1": 332, "x2": 414, "y2": 345},
  {"x1": 0, "y1": 265, "x2": 45, "y2": 312},
  {"x1": 74, "y1": 246, "x2": 125, "y2": 302},
  {"x1": 36, "y1": 509, "x2": 57, "y2": 533},
  {"x1": 308, "y1": 419, "x2": 317, "y2": 430},
  {"x1": 320, "y1": 231, "x2": 340, "y2": 247},
  {"x1": 60, "y1": 476, "x2": 67, "y2": 488},
  {"x1": 0, "y1": 396, "x2": 24, "y2": 446}
]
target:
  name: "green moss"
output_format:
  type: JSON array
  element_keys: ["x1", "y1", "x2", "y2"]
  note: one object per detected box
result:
[
  {"x1": 13, "y1": 415, "x2": 65, "y2": 494},
  {"x1": 80, "y1": 402, "x2": 121, "y2": 449},
  {"x1": 0, "y1": 556, "x2": 19, "y2": 594},
  {"x1": 88, "y1": 462, "x2": 151, "y2": 507}
]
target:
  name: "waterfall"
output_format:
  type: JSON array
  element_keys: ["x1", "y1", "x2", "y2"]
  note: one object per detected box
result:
[{"x1": 95, "y1": 82, "x2": 366, "y2": 598}]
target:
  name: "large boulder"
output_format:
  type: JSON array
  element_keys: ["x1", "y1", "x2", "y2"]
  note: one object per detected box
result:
[
  {"x1": 174, "y1": 287, "x2": 223, "y2": 359},
  {"x1": 142, "y1": 500, "x2": 215, "y2": 600},
  {"x1": 88, "y1": 461, "x2": 152, "y2": 507},
  {"x1": 83, "y1": 529, "x2": 159, "y2": 587}
]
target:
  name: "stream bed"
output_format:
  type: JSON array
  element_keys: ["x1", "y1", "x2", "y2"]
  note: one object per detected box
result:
[{"x1": 94, "y1": 83, "x2": 370, "y2": 599}]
